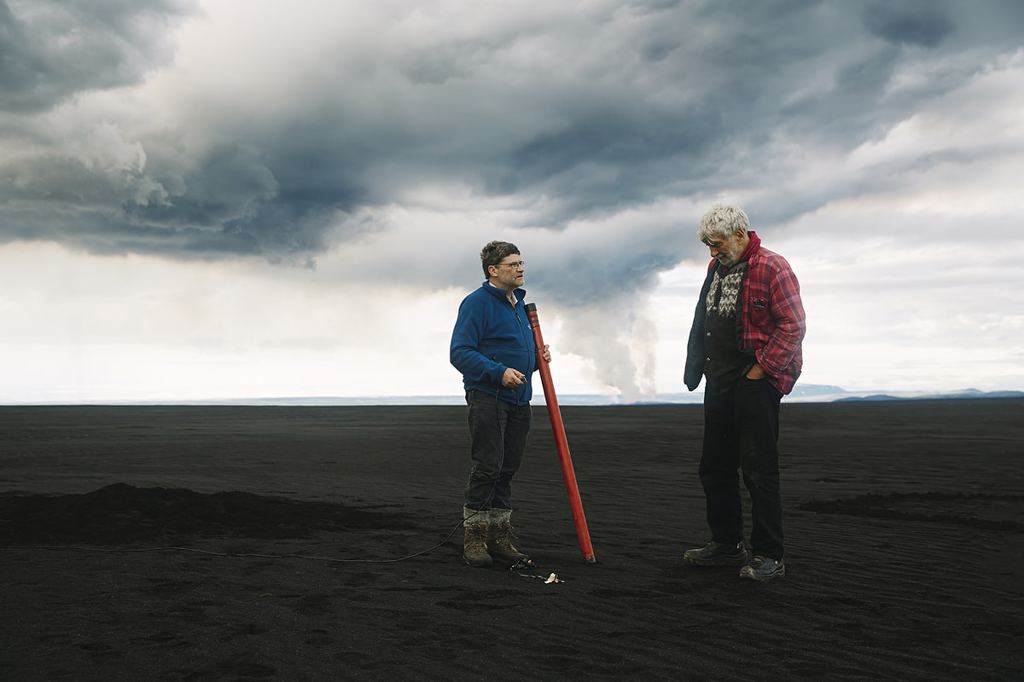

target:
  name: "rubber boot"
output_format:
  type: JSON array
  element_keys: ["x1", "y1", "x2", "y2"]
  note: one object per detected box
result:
[
  {"x1": 462, "y1": 507, "x2": 493, "y2": 567},
  {"x1": 487, "y1": 508, "x2": 529, "y2": 564}
]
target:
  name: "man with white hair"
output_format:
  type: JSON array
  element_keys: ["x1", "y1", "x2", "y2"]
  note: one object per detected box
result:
[{"x1": 683, "y1": 205, "x2": 806, "y2": 581}]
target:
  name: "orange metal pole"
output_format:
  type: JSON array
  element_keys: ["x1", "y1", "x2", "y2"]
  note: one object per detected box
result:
[{"x1": 524, "y1": 303, "x2": 597, "y2": 563}]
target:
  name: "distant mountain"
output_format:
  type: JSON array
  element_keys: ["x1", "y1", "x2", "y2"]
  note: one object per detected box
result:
[
  {"x1": 622, "y1": 385, "x2": 1024, "y2": 406},
  {"x1": 620, "y1": 383, "x2": 855, "y2": 405},
  {"x1": 835, "y1": 389, "x2": 1024, "y2": 402},
  {"x1": 834, "y1": 394, "x2": 899, "y2": 402},
  {"x1": 789, "y1": 384, "x2": 849, "y2": 397}
]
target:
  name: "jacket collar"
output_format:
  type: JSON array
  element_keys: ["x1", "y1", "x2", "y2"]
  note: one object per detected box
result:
[
  {"x1": 713, "y1": 230, "x2": 761, "y2": 274},
  {"x1": 739, "y1": 230, "x2": 761, "y2": 263},
  {"x1": 482, "y1": 281, "x2": 525, "y2": 304}
]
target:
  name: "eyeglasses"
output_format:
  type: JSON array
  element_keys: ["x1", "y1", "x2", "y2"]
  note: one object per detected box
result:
[{"x1": 496, "y1": 260, "x2": 525, "y2": 270}]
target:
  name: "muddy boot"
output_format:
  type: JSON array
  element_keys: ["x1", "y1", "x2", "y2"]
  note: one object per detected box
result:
[
  {"x1": 487, "y1": 508, "x2": 529, "y2": 564},
  {"x1": 462, "y1": 507, "x2": 493, "y2": 567}
]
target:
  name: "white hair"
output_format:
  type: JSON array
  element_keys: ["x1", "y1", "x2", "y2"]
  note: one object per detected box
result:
[{"x1": 698, "y1": 204, "x2": 750, "y2": 242}]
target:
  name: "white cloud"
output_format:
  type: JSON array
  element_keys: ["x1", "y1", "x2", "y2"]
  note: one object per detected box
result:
[{"x1": 0, "y1": 242, "x2": 466, "y2": 401}]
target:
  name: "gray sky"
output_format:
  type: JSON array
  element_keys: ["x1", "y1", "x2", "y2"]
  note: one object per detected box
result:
[{"x1": 2, "y1": 0, "x2": 1022, "y2": 401}]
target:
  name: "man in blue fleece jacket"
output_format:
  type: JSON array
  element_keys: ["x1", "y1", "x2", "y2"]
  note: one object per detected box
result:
[{"x1": 450, "y1": 240, "x2": 550, "y2": 567}]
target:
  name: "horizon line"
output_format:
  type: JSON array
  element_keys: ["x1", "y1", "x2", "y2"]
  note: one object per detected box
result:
[{"x1": 1, "y1": 387, "x2": 1021, "y2": 408}]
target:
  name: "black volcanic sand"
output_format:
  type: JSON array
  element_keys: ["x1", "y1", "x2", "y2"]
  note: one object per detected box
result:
[{"x1": 1, "y1": 400, "x2": 1022, "y2": 680}]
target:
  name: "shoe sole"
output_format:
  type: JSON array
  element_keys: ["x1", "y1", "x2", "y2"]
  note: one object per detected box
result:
[{"x1": 738, "y1": 565, "x2": 786, "y2": 581}]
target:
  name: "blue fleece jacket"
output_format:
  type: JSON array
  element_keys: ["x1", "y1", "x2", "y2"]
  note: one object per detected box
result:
[{"x1": 450, "y1": 283, "x2": 537, "y2": 406}]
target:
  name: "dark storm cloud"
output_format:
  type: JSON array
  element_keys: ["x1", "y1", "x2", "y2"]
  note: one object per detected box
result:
[
  {"x1": 0, "y1": 0, "x2": 193, "y2": 112},
  {"x1": 3, "y1": 138, "x2": 369, "y2": 262},
  {"x1": 123, "y1": 142, "x2": 360, "y2": 258},
  {"x1": 528, "y1": 222, "x2": 687, "y2": 307},
  {"x1": 491, "y1": 102, "x2": 723, "y2": 206},
  {"x1": 862, "y1": 1, "x2": 955, "y2": 48},
  {"x1": 1, "y1": 0, "x2": 1022, "y2": 272}
]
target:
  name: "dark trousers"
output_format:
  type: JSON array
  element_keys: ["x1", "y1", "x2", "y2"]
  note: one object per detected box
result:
[
  {"x1": 700, "y1": 377, "x2": 785, "y2": 559},
  {"x1": 464, "y1": 390, "x2": 531, "y2": 510}
]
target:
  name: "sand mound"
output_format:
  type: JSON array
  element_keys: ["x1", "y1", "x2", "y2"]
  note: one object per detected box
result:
[{"x1": 0, "y1": 483, "x2": 412, "y2": 545}]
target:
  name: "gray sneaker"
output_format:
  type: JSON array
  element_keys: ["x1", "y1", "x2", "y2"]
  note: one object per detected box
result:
[
  {"x1": 683, "y1": 541, "x2": 750, "y2": 567},
  {"x1": 739, "y1": 555, "x2": 785, "y2": 581}
]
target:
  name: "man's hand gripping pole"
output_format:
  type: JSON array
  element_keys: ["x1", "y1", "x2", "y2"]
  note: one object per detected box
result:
[{"x1": 524, "y1": 303, "x2": 597, "y2": 563}]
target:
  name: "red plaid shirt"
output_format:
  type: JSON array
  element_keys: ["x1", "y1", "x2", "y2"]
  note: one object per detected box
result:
[{"x1": 685, "y1": 231, "x2": 806, "y2": 395}]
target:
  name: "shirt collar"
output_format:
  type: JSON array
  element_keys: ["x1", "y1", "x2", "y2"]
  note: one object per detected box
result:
[{"x1": 484, "y1": 281, "x2": 521, "y2": 305}]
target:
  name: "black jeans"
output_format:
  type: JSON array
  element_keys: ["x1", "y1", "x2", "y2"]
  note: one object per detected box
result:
[
  {"x1": 700, "y1": 377, "x2": 784, "y2": 559},
  {"x1": 464, "y1": 390, "x2": 532, "y2": 511}
]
